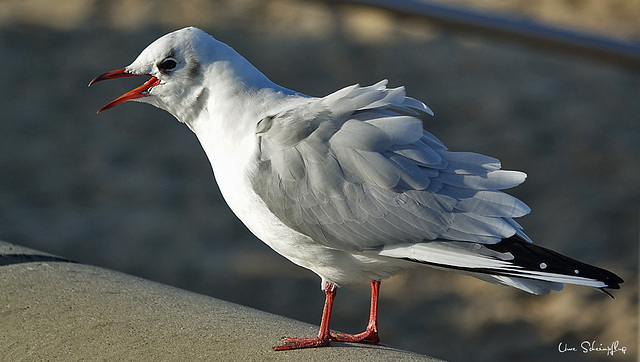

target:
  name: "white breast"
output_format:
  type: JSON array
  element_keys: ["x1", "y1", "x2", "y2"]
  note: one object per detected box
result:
[{"x1": 185, "y1": 86, "x2": 413, "y2": 286}]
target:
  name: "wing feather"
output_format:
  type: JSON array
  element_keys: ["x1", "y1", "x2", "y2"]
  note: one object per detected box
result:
[
  {"x1": 437, "y1": 169, "x2": 526, "y2": 190},
  {"x1": 390, "y1": 142, "x2": 445, "y2": 168}
]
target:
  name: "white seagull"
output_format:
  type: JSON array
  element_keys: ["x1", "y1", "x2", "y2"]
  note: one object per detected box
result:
[{"x1": 89, "y1": 27, "x2": 622, "y2": 350}]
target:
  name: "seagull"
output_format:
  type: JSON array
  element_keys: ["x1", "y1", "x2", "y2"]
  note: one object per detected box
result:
[{"x1": 89, "y1": 27, "x2": 623, "y2": 350}]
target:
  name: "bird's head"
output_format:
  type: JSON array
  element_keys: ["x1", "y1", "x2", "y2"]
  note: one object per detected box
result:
[{"x1": 89, "y1": 27, "x2": 221, "y2": 122}]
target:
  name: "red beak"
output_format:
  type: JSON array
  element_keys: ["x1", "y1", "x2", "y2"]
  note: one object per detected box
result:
[{"x1": 89, "y1": 68, "x2": 160, "y2": 113}]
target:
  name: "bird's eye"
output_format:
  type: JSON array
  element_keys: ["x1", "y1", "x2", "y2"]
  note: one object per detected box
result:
[{"x1": 158, "y1": 58, "x2": 177, "y2": 72}]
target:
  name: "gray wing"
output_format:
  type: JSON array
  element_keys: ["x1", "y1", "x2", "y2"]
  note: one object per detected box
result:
[{"x1": 252, "y1": 80, "x2": 530, "y2": 253}]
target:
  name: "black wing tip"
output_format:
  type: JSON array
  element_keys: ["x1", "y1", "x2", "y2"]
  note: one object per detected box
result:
[
  {"x1": 599, "y1": 273, "x2": 623, "y2": 299},
  {"x1": 485, "y1": 235, "x2": 624, "y2": 292},
  {"x1": 596, "y1": 264, "x2": 624, "y2": 286},
  {"x1": 604, "y1": 273, "x2": 624, "y2": 287}
]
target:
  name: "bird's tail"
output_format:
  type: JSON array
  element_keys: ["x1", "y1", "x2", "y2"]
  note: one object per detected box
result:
[{"x1": 377, "y1": 235, "x2": 623, "y2": 296}]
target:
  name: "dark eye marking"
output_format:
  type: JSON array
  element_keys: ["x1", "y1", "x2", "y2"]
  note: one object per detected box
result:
[{"x1": 158, "y1": 58, "x2": 177, "y2": 72}]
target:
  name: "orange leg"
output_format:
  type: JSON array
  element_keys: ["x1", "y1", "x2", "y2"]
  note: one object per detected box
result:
[
  {"x1": 273, "y1": 282, "x2": 336, "y2": 350},
  {"x1": 331, "y1": 280, "x2": 381, "y2": 344}
]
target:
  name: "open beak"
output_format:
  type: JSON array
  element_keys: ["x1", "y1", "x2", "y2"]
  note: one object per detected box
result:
[{"x1": 89, "y1": 68, "x2": 160, "y2": 113}]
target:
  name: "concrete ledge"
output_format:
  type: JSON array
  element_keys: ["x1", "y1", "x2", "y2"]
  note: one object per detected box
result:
[{"x1": 0, "y1": 241, "x2": 441, "y2": 361}]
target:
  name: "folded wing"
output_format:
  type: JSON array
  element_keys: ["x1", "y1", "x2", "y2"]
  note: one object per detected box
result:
[{"x1": 253, "y1": 80, "x2": 529, "y2": 251}]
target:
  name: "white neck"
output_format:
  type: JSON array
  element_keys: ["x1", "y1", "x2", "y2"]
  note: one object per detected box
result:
[{"x1": 183, "y1": 56, "x2": 305, "y2": 220}]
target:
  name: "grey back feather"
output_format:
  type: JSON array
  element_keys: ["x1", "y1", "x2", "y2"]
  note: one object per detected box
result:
[{"x1": 252, "y1": 80, "x2": 529, "y2": 252}]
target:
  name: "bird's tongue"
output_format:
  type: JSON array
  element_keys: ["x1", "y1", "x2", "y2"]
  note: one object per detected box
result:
[{"x1": 89, "y1": 68, "x2": 160, "y2": 113}]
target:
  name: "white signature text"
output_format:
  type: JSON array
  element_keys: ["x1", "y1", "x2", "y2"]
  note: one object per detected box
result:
[{"x1": 558, "y1": 340, "x2": 626, "y2": 356}]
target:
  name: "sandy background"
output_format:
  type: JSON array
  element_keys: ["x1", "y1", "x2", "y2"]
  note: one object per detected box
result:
[{"x1": 0, "y1": 0, "x2": 638, "y2": 361}]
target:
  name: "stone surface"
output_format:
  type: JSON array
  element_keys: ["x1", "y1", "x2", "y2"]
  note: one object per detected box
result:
[{"x1": 0, "y1": 241, "x2": 439, "y2": 361}]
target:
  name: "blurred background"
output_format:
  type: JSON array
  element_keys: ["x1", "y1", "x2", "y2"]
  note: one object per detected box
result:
[{"x1": 0, "y1": 0, "x2": 638, "y2": 360}]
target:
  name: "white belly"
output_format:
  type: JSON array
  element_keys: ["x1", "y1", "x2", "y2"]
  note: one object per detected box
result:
[{"x1": 192, "y1": 112, "x2": 413, "y2": 286}]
